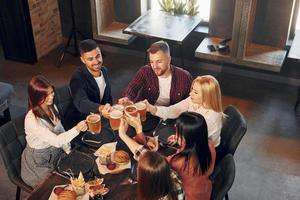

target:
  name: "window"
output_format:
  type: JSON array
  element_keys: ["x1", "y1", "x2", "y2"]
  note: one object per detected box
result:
[
  {"x1": 142, "y1": 0, "x2": 211, "y2": 22},
  {"x1": 296, "y1": 2, "x2": 300, "y2": 30}
]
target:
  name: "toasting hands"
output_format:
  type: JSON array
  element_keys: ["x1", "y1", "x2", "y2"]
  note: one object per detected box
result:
[
  {"x1": 75, "y1": 120, "x2": 88, "y2": 132},
  {"x1": 142, "y1": 100, "x2": 157, "y2": 115}
]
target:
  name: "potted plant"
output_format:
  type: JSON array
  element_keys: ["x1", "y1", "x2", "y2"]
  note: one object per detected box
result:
[{"x1": 159, "y1": 0, "x2": 199, "y2": 16}]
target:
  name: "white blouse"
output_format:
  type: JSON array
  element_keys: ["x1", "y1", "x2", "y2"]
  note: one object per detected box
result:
[
  {"x1": 24, "y1": 109, "x2": 79, "y2": 151},
  {"x1": 155, "y1": 97, "x2": 222, "y2": 147}
]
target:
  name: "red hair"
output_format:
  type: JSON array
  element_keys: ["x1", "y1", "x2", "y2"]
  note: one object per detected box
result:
[{"x1": 28, "y1": 75, "x2": 59, "y2": 125}]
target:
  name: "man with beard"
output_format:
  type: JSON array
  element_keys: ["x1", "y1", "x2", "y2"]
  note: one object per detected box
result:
[
  {"x1": 64, "y1": 39, "x2": 112, "y2": 129},
  {"x1": 119, "y1": 40, "x2": 192, "y2": 107}
]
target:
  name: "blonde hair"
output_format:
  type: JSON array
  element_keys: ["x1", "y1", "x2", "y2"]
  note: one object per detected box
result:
[{"x1": 192, "y1": 75, "x2": 223, "y2": 113}]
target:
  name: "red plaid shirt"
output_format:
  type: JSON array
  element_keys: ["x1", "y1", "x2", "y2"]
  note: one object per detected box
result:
[{"x1": 123, "y1": 65, "x2": 192, "y2": 105}]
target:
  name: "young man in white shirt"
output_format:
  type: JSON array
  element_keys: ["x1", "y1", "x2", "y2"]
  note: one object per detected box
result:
[
  {"x1": 120, "y1": 40, "x2": 192, "y2": 106},
  {"x1": 65, "y1": 39, "x2": 112, "y2": 129}
]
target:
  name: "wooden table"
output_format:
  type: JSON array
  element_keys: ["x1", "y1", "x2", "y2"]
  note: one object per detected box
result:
[
  {"x1": 26, "y1": 117, "x2": 176, "y2": 200},
  {"x1": 26, "y1": 145, "x2": 137, "y2": 200},
  {"x1": 123, "y1": 10, "x2": 201, "y2": 66}
]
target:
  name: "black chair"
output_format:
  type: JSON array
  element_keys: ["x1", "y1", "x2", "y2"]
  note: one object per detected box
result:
[
  {"x1": 54, "y1": 85, "x2": 73, "y2": 119},
  {"x1": 0, "y1": 82, "x2": 15, "y2": 123},
  {"x1": 0, "y1": 115, "x2": 33, "y2": 200},
  {"x1": 210, "y1": 154, "x2": 235, "y2": 200},
  {"x1": 216, "y1": 105, "x2": 247, "y2": 163}
]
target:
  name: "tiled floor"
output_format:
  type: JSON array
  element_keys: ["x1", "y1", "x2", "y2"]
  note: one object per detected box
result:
[{"x1": 0, "y1": 46, "x2": 299, "y2": 200}]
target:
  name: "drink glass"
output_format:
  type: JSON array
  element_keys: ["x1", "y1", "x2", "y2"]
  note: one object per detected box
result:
[
  {"x1": 109, "y1": 110, "x2": 123, "y2": 130},
  {"x1": 122, "y1": 100, "x2": 133, "y2": 107},
  {"x1": 86, "y1": 114, "x2": 101, "y2": 134},
  {"x1": 111, "y1": 104, "x2": 125, "y2": 112},
  {"x1": 135, "y1": 102, "x2": 147, "y2": 122},
  {"x1": 125, "y1": 105, "x2": 138, "y2": 117}
]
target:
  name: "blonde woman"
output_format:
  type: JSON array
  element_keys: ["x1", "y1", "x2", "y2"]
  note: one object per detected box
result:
[{"x1": 146, "y1": 75, "x2": 224, "y2": 147}]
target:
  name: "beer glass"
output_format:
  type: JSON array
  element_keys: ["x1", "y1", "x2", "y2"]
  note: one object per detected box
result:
[
  {"x1": 125, "y1": 105, "x2": 138, "y2": 117},
  {"x1": 109, "y1": 110, "x2": 123, "y2": 130},
  {"x1": 135, "y1": 102, "x2": 147, "y2": 122},
  {"x1": 86, "y1": 114, "x2": 101, "y2": 134},
  {"x1": 111, "y1": 104, "x2": 125, "y2": 112},
  {"x1": 122, "y1": 100, "x2": 133, "y2": 107}
]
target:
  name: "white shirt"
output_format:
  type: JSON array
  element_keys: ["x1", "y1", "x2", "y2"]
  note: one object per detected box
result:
[
  {"x1": 155, "y1": 97, "x2": 223, "y2": 147},
  {"x1": 155, "y1": 75, "x2": 172, "y2": 106},
  {"x1": 94, "y1": 74, "x2": 106, "y2": 101},
  {"x1": 24, "y1": 109, "x2": 79, "y2": 151}
]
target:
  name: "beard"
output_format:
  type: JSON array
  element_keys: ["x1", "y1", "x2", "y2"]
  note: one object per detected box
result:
[{"x1": 153, "y1": 67, "x2": 168, "y2": 76}]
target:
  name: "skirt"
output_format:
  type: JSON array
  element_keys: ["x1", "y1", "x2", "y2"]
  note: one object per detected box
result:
[{"x1": 21, "y1": 145, "x2": 64, "y2": 187}]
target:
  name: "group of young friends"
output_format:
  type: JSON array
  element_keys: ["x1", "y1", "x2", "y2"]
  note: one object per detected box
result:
[{"x1": 20, "y1": 39, "x2": 224, "y2": 200}]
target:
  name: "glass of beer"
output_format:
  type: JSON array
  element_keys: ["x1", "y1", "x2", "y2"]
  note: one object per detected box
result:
[
  {"x1": 111, "y1": 104, "x2": 125, "y2": 112},
  {"x1": 109, "y1": 110, "x2": 123, "y2": 130},
  {"x1": 122, "y1": 100, "x2": 133, "y2": 107},
  {"x1": 86, "y1": 114, "x2": 101, "y2": 134},
  {"x1": 125, "y1": 105, "x2": 138, "y2": 117},
  {"x1": 135, "y1": 102, "x2": 147, "y2": 122}
]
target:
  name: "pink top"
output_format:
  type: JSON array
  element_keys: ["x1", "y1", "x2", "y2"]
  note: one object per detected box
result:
[{"x1": 168, "y1": 143, "x2": 216, "y2": 200}]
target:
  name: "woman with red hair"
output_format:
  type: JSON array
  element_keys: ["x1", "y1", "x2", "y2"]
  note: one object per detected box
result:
[{"x1": 21, "y1": 75, "x2": 87, "y2": 187}]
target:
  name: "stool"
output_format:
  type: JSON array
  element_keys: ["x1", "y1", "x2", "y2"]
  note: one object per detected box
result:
[{"x1": 0, "y1": 82, "x2": 14, "y2": 122}]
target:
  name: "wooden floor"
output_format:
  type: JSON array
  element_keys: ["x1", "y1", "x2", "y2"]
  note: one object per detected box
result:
[{"x1": 0, "y1": 45, "x2": 299, "y2": 200}]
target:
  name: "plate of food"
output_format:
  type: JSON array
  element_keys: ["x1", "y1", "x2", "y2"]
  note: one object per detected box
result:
[
  {"x1": 96, "y1": 150, "x2": 131, "y2": 175},
  {"x1": 48, "y1": 184, "x2": 89, "y2": 200},
  {"x1": 48, "y1": 176, "x2": 109, "y2": 200}
]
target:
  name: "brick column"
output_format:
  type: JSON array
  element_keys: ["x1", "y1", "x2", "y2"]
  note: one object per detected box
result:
[{"x1": 28, "y1": 0, "x2": 63, "y2": 59}]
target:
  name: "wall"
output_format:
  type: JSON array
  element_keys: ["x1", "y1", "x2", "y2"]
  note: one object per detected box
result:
[
  {"x1": 57, "y1": 0, "x2": 141, "y2": 39},
  {"x1": 28, "y1": 0, "x2": 62, "y2": 59}
]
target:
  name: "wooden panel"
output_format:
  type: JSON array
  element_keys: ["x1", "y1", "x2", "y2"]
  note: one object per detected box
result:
[
  {"x1": 194, "y1": 37, "x2": 232, "y2": 62},
  {"x1": 90, "y1": 0, "x2": 136, "y2": 44},
  {"x1": 244, "y1": 43, "x2": 287, "y2": 69},
  {"x1": 251, "y1": 0, "x2": 295, "y2": 48},
  {"x1": 231, "y1": 0, "x2": 248, "y2": 59},
  {"x1": 99, "y1": 0, "x2": 114, "y2": 31},
  {"x1": 195, "y1": 37, "x2": 285, "y2": 72},
  {"x1": 209, "y1": 0, "x2": 235, "y2": 38},
  {"x1": 95, "y1": 21, "x2": 136, "y2": 45},
  {"x1": 114, "y1": 0, "x2": 141, "y2": 24}
]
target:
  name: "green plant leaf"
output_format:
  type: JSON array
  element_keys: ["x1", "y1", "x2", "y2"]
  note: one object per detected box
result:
[{"x1": 159, "y1": 0, "x2": 199, "y2": 16}]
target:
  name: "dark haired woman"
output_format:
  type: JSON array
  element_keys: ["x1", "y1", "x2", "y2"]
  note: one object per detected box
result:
[
  {"x1": 168, "y1": 112, "x2": 215, "y2": 200},
  {"x1": 137, "y1": 151, "x2": 184, "y2": 200},
  {"x1": 119, "y1": 112, "x2": 215, "y2": 200},
  {"x1": 21, "y1": 75, "x2": 87, "y2": 187}
]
